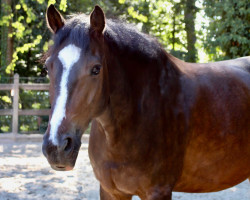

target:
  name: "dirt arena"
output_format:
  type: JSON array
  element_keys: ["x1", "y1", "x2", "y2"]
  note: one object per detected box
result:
[{"x1": 0, "y1": 135, "x2": 249, "y2": 200}]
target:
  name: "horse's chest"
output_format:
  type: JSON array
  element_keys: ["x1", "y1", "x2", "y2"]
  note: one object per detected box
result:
[
  {"x1": 91, "y1": 158, "x2": 149, "y2": 194},
  {"x1": 89, "y1": 142, "x2": 147, "y2": 193}
]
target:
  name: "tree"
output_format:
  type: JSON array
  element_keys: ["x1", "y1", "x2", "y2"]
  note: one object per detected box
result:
[
  {"x1": 118, "y1": 0, "x2": 190, "y2": 61},
  {"x1": 203, "y1": 0, "x2": 250, "y2": 60},
  {"x1": 0, "y1": 0, "x2": 13, "y2": 78},
  {"x1": 183, "y1": 0, "x2": 197, "y2": 62}
]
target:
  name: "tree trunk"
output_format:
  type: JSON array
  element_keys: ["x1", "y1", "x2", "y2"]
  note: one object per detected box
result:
[
  {"x1": 1, "y1": 0, "x2": 13, "y2": 75},
  {"x1": 184, "y1": 0, "x2": 197, "y2": 62},
  {"x1": 172, "y1": 15, "x2": 176, "y2": 51}
]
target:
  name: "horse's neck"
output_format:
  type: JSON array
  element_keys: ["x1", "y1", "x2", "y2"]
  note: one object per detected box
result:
[{"x1": 96, "y1": 53, "x2": 181, "y2": 145}]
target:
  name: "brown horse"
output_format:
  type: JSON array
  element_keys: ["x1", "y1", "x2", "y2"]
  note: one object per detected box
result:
[{"x1": 42, "y1": 5, "x2": 250, "y2": 200}]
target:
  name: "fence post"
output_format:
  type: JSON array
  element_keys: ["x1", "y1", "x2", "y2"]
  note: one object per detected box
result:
[{"x1": 12, "y1": 74, "x2": 19, "y2": 136}]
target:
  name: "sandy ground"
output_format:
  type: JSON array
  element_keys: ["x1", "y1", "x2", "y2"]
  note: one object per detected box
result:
[{"x1": 0, "y1": 136, "x2": 249, "y2": 200}]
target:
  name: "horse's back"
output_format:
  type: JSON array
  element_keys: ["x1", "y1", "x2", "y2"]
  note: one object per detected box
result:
[
  {"x1": 212, "y1": 56, "x2": 250, "y2": 72},
  {"x1": 192, "y1": 56, "x2": 250, "y2": 80}
]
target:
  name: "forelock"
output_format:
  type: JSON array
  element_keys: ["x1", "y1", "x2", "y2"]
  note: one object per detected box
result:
[{"x1": 52, "y1": 14, "x2": 90, "y2": 53}]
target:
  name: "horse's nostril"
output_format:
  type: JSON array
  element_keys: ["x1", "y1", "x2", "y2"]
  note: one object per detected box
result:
[
  {"x1": 64, "y1": 137, "x2": 72, "y2": 152},
  {"x1": 58, "y1": 137, "x2": 73, "y2": 153}
]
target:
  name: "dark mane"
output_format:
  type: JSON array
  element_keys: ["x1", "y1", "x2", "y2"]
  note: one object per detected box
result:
[
  {"x1": 41, "y1": 14, "x2": 90, "y2": 63},
  {"x1": 53, "y1": 14, "x2": 91, "y2": 52},
  {"x1": 44, "y1": 14, "x2": 168, "y2": 65},
  {"x1": 104, "y1": 19, "x2": 167, "y2": 63},
  {"x1": 41, "y1": 14, "x2": 90, "y2": 64}
]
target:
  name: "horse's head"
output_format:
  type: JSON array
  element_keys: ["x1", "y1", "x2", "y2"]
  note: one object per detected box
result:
[{"x1": 42, "y1": 5, "x2": 108, "y2": 171}]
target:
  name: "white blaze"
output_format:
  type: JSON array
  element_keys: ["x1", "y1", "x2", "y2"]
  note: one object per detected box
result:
[{"x1": 49, "y1": 44, "x2": 81, "y2": 145}]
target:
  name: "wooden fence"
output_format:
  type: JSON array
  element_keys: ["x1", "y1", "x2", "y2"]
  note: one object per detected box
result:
[{"x1": 0, "y1": 74, "x2": 50, "y2": 136}]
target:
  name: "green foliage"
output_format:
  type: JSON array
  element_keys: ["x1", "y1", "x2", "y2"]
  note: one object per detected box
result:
[
  {"x1": 0, "y1": 116, "x2": 12, "y2": 133},
  {"x1": 0, "y1": 0, "x2": 68, "y2": 77},
  {"x1": 6, "y1": 35, "x2": 42, "y2": 74},
  {"x1": 19, "y1": 90, "x2": 50, "y2": 110},
  {"x1": 0, "y1": 91, "x2": 12, "y2": 109},
  {"x1": 19, "y1": 87, "x2": 50, "y2": 133},
  {"x1": 0, "y1": 2, "x2": 11, "y2": 73},
  {"x1": 116, "y1": 0, "x2": 189, "y2": 60},
  {"x1": 203, "y1": 0, "x2": 250, "y2": 60},
  {"x1": 19, "y1": 115, "x2": 49, "y2": 133},
  {"x1": 59, "y1": 0, "x2": 67, "y2": 12}
]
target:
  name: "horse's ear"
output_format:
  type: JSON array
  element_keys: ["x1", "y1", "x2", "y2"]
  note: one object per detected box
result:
[
  {"x1": 90, "y1": 5, "x2": 105, "y2": 36},
  {"x1": 46, "y1": 4, "x2": 65, "y2": 34}
]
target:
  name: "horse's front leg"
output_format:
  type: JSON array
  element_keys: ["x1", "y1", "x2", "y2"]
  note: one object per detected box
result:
[
  {"x1": 100, "y1": 185, "x2": 132, "y2": 200},
  {"x1": 145, "y1": 185, "x2": 172, "y2": 200}
]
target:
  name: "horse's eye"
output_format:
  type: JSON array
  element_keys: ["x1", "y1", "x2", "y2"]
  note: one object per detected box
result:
[{"x1": 91, "y1": 64, "x2": 101, "y2": 76}]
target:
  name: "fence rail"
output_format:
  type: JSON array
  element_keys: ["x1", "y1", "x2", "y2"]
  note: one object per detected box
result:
[{"x1": 0, "y1": 74, "x2": 50, "y2": 135}]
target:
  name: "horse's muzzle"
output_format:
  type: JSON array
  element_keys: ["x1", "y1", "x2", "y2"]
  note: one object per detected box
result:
[{"x1": 42, "y1": 132, "x2": 82, "y2": 171}]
